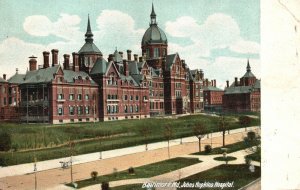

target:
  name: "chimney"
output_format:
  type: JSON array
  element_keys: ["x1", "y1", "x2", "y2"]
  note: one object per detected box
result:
[
  {"x1": 127, "y1": 50, "x2": 132, "y2": 61},
  {"x1": 134, "y1": 54, "x2": 138, "y2": 61},
  {"x1": 63, "y1": 54, "x2": 70, "y2": 70},
  {"x1": 108, "y1": 54, "x2": 113, "y2": 62},
  {"x1": 199, "y1": 69, "x2": 204, "y2": 79},
  {"x1": 119, "y1": 51, "x2": 123, "y2": 58},
  {"x1": 234, "y1": 77, "x2": 238, "y2": 86},
  {"x1": 29, "y1": 55, "x2": 37, "y2": 71},
  {"x1": 139, "y1": 57, "x2": 143, "y2": 62},
  {"x1": 72, "y1": 52, "x2": 79, "y2": 72},
  {"x1": 3, "y1": 74, "x2": 6, "y2": 80},
  {"x1": 43, "y1": 51, "x2": 50, "y2": 68},
  {"x1": 51, "y1": 49, "x2": 59, "y2": 66},
  {"x1": 226, "y1": 80, "x2": 229, "y2": 88},
  {"x1": 123, "y1": 59, "x2": 129, "y2": 76},
  {"x1": 211, "y1": 80, "x2": 214, "y2": 86},
  {"x1": 205, "y1": 79, "x2": 208, "y2": 86},
  {"x1": 214, "y1": 79, "x2": 216, "y2": 87},
  {"x1": 142, "y1": 52, "x2": 147, "y2": 61}
]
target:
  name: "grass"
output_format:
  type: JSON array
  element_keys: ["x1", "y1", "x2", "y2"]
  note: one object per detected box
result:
[
  {"x1": 110, "y1": 184, "x2": 144, "y2": 190},
  {"x1": 213, "y1": 156, "x2": 237, "y2": 161},
  {"x1": 68, "y1": 157, "x2": 201, "y2": 189},
  {"x1": 245, "y1": 151, "x2": 261, "y2": 162},
  {"x1": 192, "y1": 140, "x2": 258, "y2": 155},
  {"x1": 0, "y1": 114, "x2": 260, "y2": 166},
  {"x1": 177, "y1": 164, "x2": 261, "y2": 190}
]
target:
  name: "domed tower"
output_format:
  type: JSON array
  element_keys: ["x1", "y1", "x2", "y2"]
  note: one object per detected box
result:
[
  {"x1": 141, "y1": 3, "x2": 168, "y2": 68},
  {"x1": 78, "y1": 15, "x2": 102, "y2": 73}
]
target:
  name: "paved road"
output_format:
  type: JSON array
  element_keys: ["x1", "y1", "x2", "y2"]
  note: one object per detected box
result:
[
  {"x1": 0, "y1": 126, "x2": 259, "y2": 179},
  {"x1": 0, "y1": 127, "x2": 259, "y2": 190}
]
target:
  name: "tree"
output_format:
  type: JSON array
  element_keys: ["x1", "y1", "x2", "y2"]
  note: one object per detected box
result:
[
  {"x1": 239, "y1": 116, "x2": 251, "y2": 131},
  {"x1": 90, "y1": 171, "x2": 98, "y2": 181},
  {"x1": 219, "y1": 115, "x2": 228, "y2": 147},
  {"x1": 164, "y1": 124, "x2": 173, "y2": 158},
  {"x1": 139, "y1": 125, "x2": 151, "y2": 151},
  {"x1": 193, "y1": 124, "x2": 206, "y2": 152},
  {"x1": 69, "y1": 140, "x2": 76, "y2": 183},
  {"x1": 0, "y1": 132, "x2": 11, "y2": 151}
]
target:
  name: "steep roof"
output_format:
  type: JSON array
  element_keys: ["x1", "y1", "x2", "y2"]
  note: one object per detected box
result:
[
  {"x1": 224, "y1": 79, "x2": 260, "y2": 94},
  {"x1": 0, "y1": 77, "x2": 7, "y2": 83},
  {"x1": 112, "y1": 50, "x2": 123, "y2": 63},
  {"x1": 128, "y1": 61, "x2": 140, "y2": 75},
  {"x1": 78, "y1": 42, "x2": 102, "y2": 54},
  {"x1": 90, "y1": 57, "x2": 109, "y2": 75},
  {"x1": 8, "y1": 73, "x2": 26, "y2": 84},
  {"x1": 166, "y1": 53, "x2": 178, "y2": 70}
]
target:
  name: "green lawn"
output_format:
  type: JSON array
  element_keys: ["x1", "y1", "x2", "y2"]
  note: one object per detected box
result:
[
  {"x1": 68, "y1": 157, "x2": 201, "y2": 189},
  {"x1": 245, "y1": 151, "x2": 261, "y2": 162},
  {"x1": 110, "y1": 184, "x2": 144, "y2": 190},
  {"x1": 192, "y1": 140, "x2": 258, "y2": 155},
  {"x1": 213, "y1": 156, "x2": 237, "y2": 162},
  {"x1": 177, "y1": 164, "x2": 261, "y2": 190},
  {"x1": 0, "y1": 114, "x2": 260, "y2": 166}
]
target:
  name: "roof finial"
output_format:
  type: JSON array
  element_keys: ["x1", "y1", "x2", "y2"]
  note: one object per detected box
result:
[
  {"x1": 150, "y1": 2, "x2": 157, "y2": 25},
  {"x1": 85, "y1": 14, "x2": 94, "y2": 43},
  {"x1": 247, "y1": 59, "x2": 251, "y2": 72}
]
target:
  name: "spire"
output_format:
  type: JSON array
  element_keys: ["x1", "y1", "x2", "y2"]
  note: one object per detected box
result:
[
  {"x1": 150, "y1": 3, "x2": 157, "y2": 25},
  {"x1": 246, "y1": 59, "x2": 251, "y2": 72},
  {"x1": 85, "y1": 15, "x2": 94, "y2": 43}
]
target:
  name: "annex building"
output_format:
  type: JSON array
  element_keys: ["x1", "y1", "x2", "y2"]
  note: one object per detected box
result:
[{"x1": 0, "y1": 4, "x2": 218, "y2": 124}]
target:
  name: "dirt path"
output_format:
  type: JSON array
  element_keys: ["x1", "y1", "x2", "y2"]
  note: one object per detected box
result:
[{"x1": 0, "y1": 130, "x2": 253, "y2": 190}]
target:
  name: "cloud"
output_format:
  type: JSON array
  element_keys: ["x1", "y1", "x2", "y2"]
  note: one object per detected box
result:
[
  {"x1": 23, "y1": 13, "x2": 83, "y2": 41},
  {"x1": 166, "y1": 13, "x2": 259, "y2": 56},
  {"x1": 94, "y1": 10, "x2": 145, "y2": 55}
]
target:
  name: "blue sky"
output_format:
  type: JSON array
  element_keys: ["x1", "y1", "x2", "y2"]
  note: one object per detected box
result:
[{"x1": 0, "y1": 0, "x2": 260, "y2": 87}]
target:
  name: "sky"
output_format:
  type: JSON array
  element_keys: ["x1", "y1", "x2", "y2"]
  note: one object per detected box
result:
[{"x1": 0, "y1": 0, "x2": 260, "y2": 88}]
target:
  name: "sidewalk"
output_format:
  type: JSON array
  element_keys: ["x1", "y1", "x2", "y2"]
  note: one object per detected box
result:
[
  {"x1": 0, "y1": 126, "x2": 259, "y2": 178},
  {"x1": 79, "y1": 147, "x2": 259, "y2": 190},
  {"x1": 0, "y1": 129, "x2": 258, "y2": 190}
]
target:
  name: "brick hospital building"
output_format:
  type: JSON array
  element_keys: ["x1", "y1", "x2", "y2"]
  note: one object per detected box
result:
[{"x1": 0, "y1": 4, "x2": 220, "y2": 124}]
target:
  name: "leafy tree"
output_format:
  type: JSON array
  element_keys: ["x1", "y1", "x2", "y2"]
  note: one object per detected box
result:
[
  {"x1": 164, "y1": 124, "x2": 173, "y2": 158},
  {"x1": 101, "y1": 182, "x2": 109, "y2": 190},
  {"x1": 193, "y1": 124, "x2": 206, "y2": 152},
  {"x1": 239, "y1": 116, "x2": 251, "y2": 130},
  {"x1": 0, "y1": 132, "x2": 11, "y2": 151},
  {"x1": 139, "y1": 125, "x2": 151, "y2": 151},
  {"x1": 219, "y1": 116, "x2": 228, "y2": 147},
  {"x1": 90, "y1": 171, "x2": 98, "y2": 181}
]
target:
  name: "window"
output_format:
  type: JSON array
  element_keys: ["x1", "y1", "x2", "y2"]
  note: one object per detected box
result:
[
  {"x1": 58, "y1": 107, "x2": 63, "y2": 116},
  {"x1": 69, "y1": 94, "x2": 74, "y2": 100},
  {"x1": 154, "y1": 48, "x2": 159, "y2": 58},
  {"x1": 130, "y1": 95, "x2": 133, "y2": 101},
  {"x1": 77, "y1": 106, "x2": 82, "y2": 115},
  {"x1": 85, "y1": 94, "x2": 89, "y2": 100},
  {"x1": 69, "y1": 106, "x2": 75, "y2": 115},
  {"x1": 135, "y1": 105, "x2": 139, "y2": 112},
  {"x1": 77, "y1": 94, "x2": 82, "y2": 100},
  {"x1": 124, "y1": 95, "x2": 128, "y2": 100},
  {"x1": 107, "y1": 105, "x2": 110, "y2": 113},
  {"x1": 124, "y1": 105, "x2": 128, "y2": 113},
  {"x1": 196, "y1": 92, "x2": 199, "y2": 97},
  {"x1": 130, "y1": 105, "x2": 133, "y2": 113},
  {"x1": 3, "y1": 97, "x2": 6, "y2": 105},
  {"x1": 135, "y1": 95, "x2": 139, "y2": 101},
  {"x1": 58, "y1": 94, "x2": 64, "y2": 100},
  {"x1": 163, "y1": 49, "x2": 166, "y2": 57},
  {"x1": 143, "y1": 96, "x2": 148, "y2": 101},
  {"x1": 85, "y1": 106, "x2": 90, "y2": 114}
]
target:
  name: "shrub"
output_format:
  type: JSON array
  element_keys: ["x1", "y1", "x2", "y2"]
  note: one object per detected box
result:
[
  {"x1": 204, "y1": 145, "x2": 212, "y2": 153},
  {"x1": 90, "y1": 171, "x2": 98, "y2": 181},
  {"x1": 0, "y1": 132, "x2": 11, "y2": 151},
  {"x1": 239, "y1": 116, "x2": 251, "y2": 126},
  {"x1": 101, "y1": 181, "x2": 109, "y2": 190},
  {"x1": 128, "y1": 167, "x2": 135, "y2": 174},
  {"x1": 245, "y1": 157, "x2": 252, "y2": 165},
  {"x1": 247, "y1": 131, "x2": 256, "y2": 141}
]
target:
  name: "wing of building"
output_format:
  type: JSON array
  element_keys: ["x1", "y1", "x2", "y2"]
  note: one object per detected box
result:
[
  {"x1": 223, "y1": 60, "x2": 261, "y2": 113},
  {"x1": 0, "y1": 4, "x2": 234, "y2": 124}
]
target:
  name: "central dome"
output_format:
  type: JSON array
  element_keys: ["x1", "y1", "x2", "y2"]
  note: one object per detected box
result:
[{"x1": 141, "y1": 25, "x2": 168, "y2": 46}]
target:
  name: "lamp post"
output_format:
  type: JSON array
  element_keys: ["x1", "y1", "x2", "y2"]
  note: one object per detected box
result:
[{"x1": 33, "y1": 157, "x2": 37, "y2": 190}]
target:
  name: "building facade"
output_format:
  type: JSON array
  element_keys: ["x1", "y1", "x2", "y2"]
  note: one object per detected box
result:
[
  {"x1": 223, "y1": 61, "x2": 261, "y2": 112},
  {"x1": 0, "y1": 4, "x2": 217, "y2": 124}
]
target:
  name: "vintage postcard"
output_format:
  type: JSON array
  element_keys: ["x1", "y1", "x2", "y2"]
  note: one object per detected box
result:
[{"x1": 2, "y1": 0, "x2": 291, "y2": 189}]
